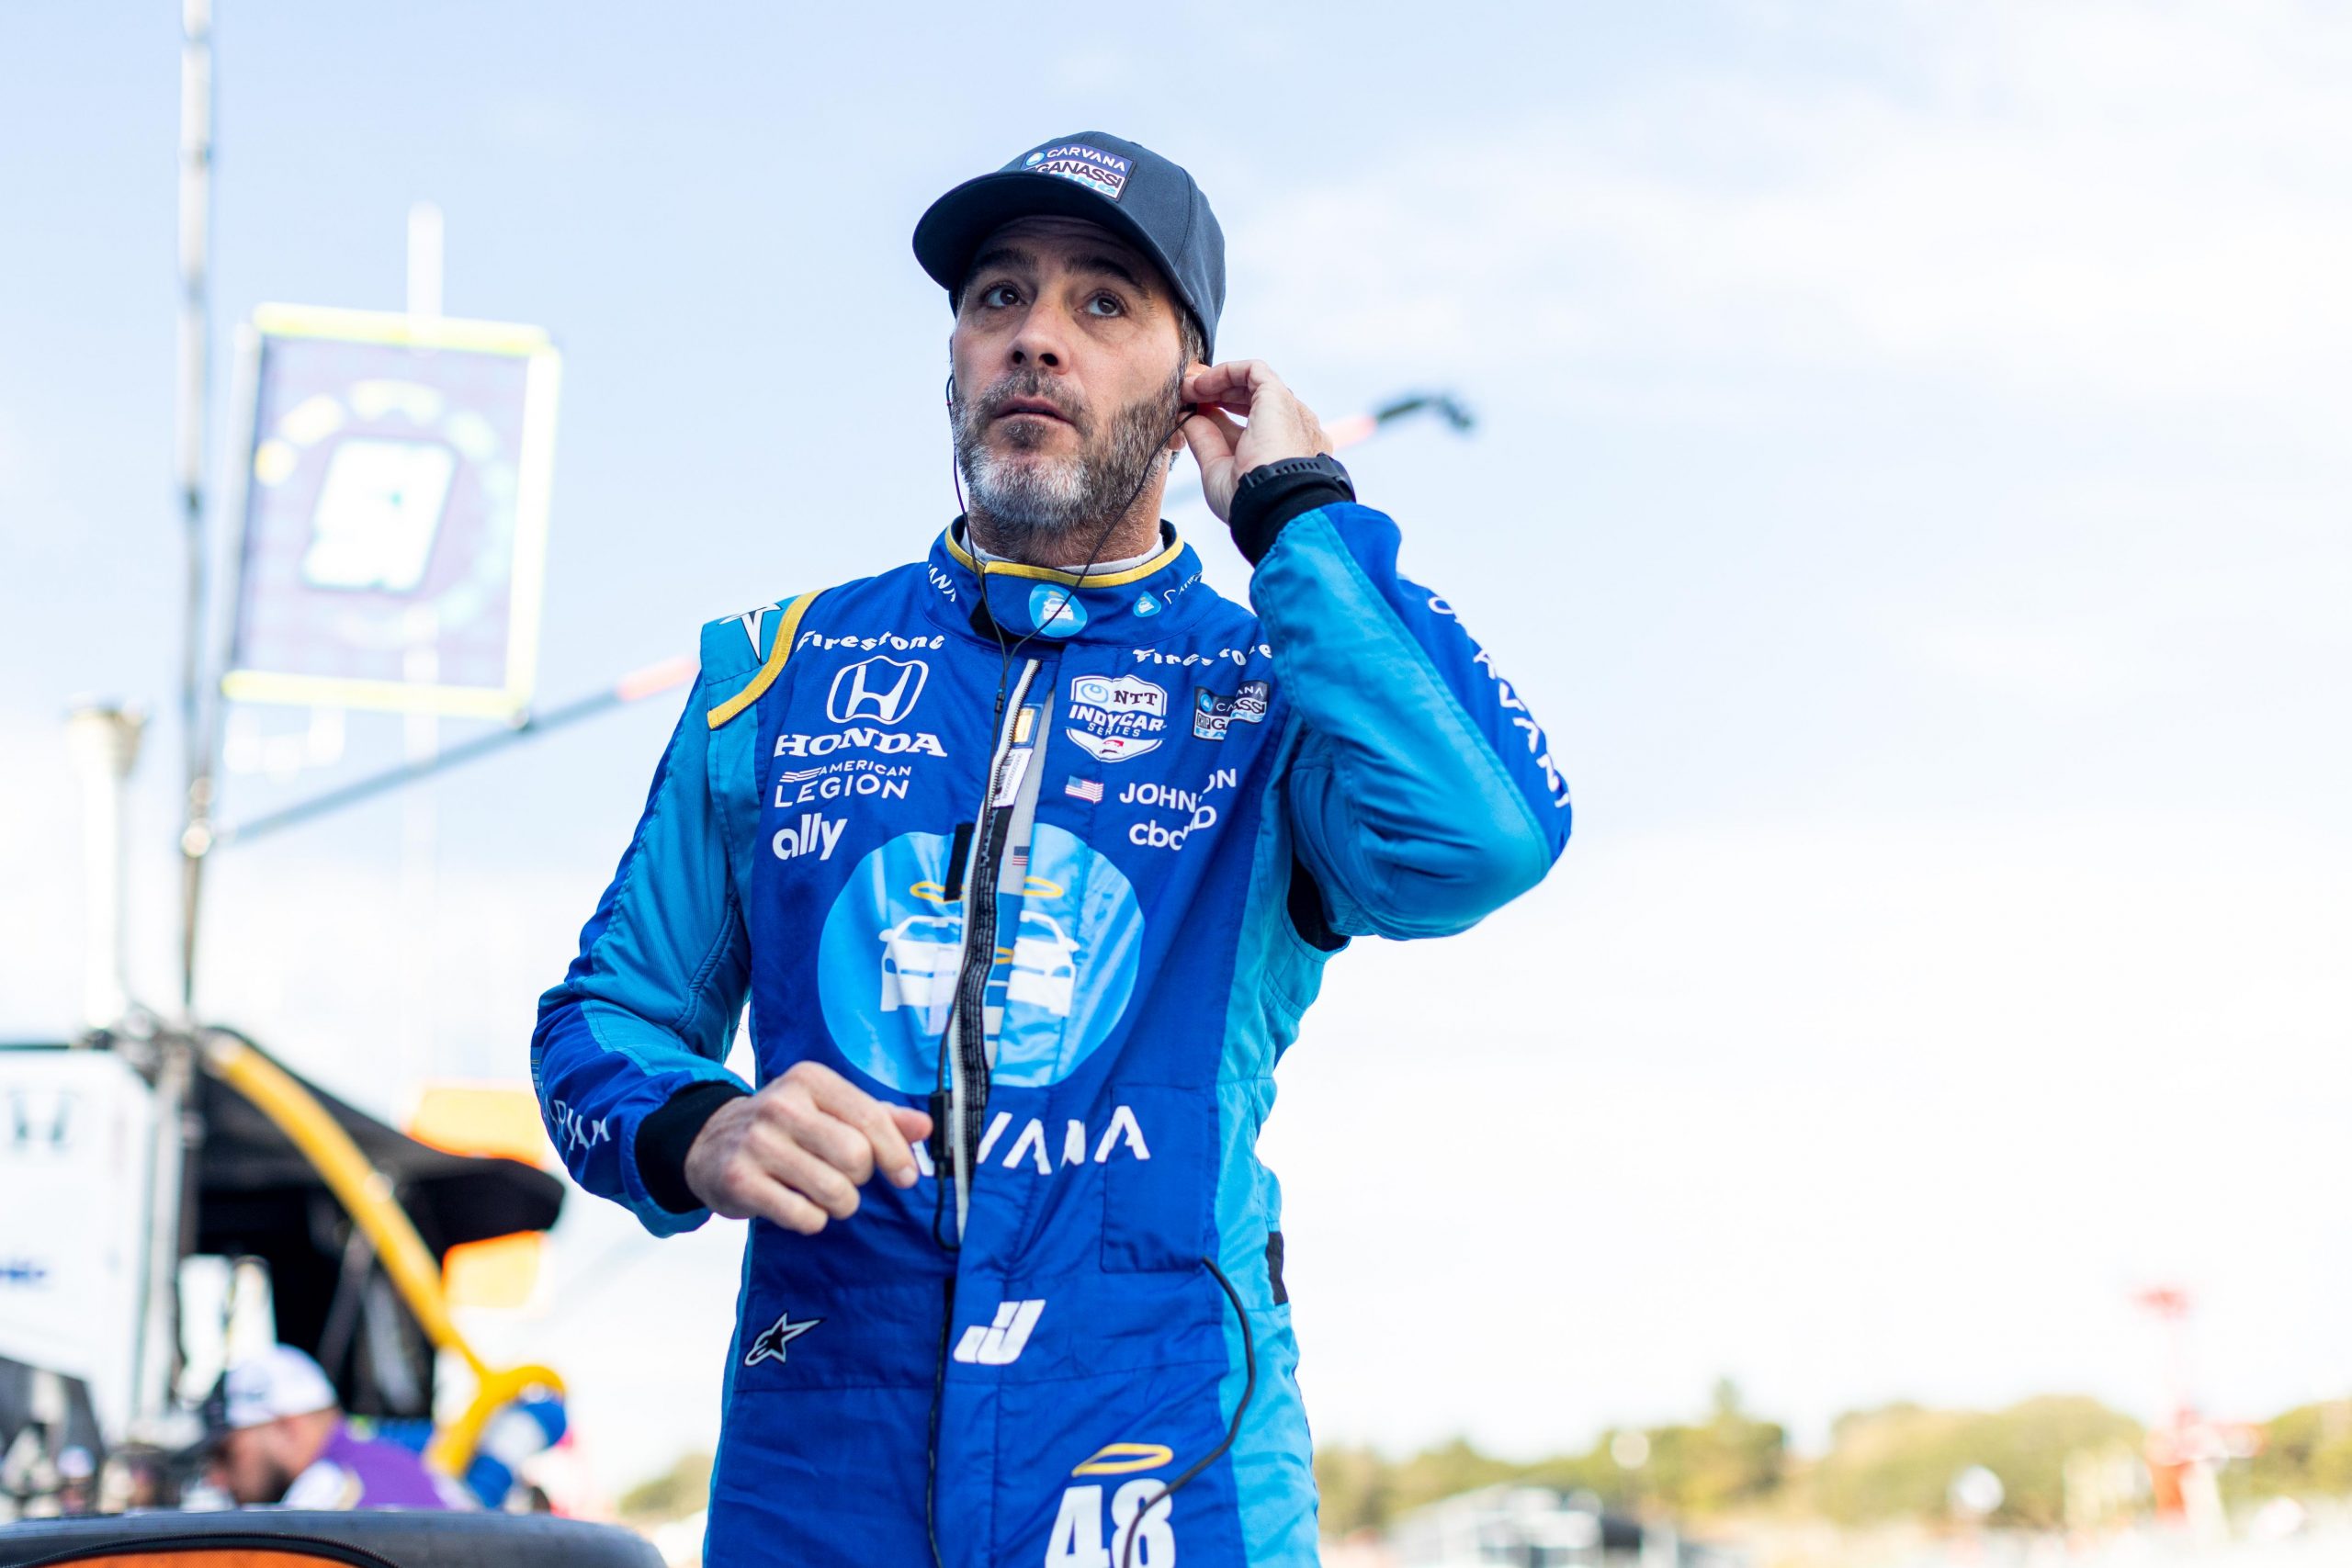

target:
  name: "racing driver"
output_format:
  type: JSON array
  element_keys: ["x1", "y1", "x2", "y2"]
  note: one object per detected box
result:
[{"x1": 533, "y1": 132, "x2": 1572, "y2": 1566}]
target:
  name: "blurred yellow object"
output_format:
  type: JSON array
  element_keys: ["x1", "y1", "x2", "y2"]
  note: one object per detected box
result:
[
  {"x1": 199, "y1": 1035, "x2": 562, "y2": 1478},
  {"x1": 407, "y1": 1081, "x2": 557, "y2": 1310},
  {"x1": 407, "y1": 1079, "x2": 560, "y2": 1168},
  {"x1": 443, "y1": 1233, "x2": 545, "y2": 1312}
]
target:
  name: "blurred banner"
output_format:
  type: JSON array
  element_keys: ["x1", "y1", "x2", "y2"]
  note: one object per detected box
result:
[{"x1": 220, "y1": 305, "x2": 561, "y2": 720}]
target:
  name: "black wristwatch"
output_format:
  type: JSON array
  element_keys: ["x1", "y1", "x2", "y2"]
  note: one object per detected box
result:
[{"x1": 1228, "y1": 455, "x2": 1356, "y2": 565}]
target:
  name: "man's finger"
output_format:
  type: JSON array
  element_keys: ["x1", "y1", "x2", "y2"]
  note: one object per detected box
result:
[
  {"x1": 1194, "y1": 406, "x2": 1246, "y2": 448},
  {"x1": 735, "y1": 1170, "x2": 831, "y2": 1235},
  {"x1": 762, "y1": 1141, "x2": 865, "y2": 1221},
  {"x1": 1181, "y1": 410, "x2": 1236, "y2": 468},
  {"x1": 754, "y1": 1087, "x2": 871, "y2": 1183},
  {"x1": 804, "y1": 1068, "x2": 925, "y2": 1189},
  {"x1": 1184, "y1": 359, "x2": 1275, "y2": 408}
]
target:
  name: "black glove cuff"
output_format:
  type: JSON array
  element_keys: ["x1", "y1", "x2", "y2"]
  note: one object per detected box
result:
[
  {"x1": 1228, "y1": 455, "x2": 1355, "y2": 565},
  {"x1": 636, "y1": 1079, "x2": 750, "y2": 1214}
]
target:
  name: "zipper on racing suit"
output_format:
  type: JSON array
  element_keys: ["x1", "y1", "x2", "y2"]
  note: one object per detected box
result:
[{"x1": 938, "y1": 658, "x2": 1044, "y2": 1239}]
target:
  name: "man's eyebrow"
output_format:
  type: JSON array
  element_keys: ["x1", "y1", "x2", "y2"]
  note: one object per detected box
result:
[
  {"x1": 962, "y1": 242, "x2": 1154, "y2": 298},
  {"x1": 1073, "y1": 252, "x2": 1151, "y2": 296},
  {"x1": 964, "y1": 243, "x2": 1036, "y2": 284}
]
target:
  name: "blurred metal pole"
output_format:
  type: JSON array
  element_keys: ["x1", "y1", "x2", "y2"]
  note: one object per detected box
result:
[
  {"x1": 66, "y1": 705, "x2": 148, "y2": 1032},
  {"x1": 145, "y1": 0, "x2": 215, "y2": 1438},
  {"x1": 211, "y1": 656, "x2": 697, "y2": 849},
  {"x1": 399, "y1": 205, "x2": 445, "y2": 1089},
  {"x1": 175, "y1": 0, "x2": 216, "y2": 1020}
]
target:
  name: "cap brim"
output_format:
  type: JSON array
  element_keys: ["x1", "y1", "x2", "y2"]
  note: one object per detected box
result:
[{"x1": 913, "y1": 171, "x2": 1193, "y2": 322}]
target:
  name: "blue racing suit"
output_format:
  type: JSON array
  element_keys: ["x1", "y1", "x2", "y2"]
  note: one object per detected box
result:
[{"x1": 533, "y1": 489, "x2": 1571, "y2": 1566}]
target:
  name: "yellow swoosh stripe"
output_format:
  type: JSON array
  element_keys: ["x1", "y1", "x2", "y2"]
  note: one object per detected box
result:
[
  {"x1": 707, "y1": 591, "x2": 820, "y2": 729},
  {"x1": 1071, "y1": 1442, "x2": 1174, "y2": 1476}
]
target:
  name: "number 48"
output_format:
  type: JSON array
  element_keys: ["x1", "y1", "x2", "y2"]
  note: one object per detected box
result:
[{"x1": 1046, "y1": 1480, "x2": 1175, "y2": 1566}]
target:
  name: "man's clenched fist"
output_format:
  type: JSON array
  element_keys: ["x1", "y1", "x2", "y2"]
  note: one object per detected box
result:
[{"x1": 683, "y1": 1061, "x2": 933, "y2": 1235}]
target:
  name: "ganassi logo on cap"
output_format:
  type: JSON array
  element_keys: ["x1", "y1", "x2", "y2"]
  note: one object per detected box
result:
[{"x1": 1025, "y1": 141, "x2": 1132, "y2": 200}]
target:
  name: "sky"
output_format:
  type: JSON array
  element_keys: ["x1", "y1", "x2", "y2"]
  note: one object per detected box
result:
[{"x1": 4, "y1": 0, "x2": 2351, "y2": 1496}]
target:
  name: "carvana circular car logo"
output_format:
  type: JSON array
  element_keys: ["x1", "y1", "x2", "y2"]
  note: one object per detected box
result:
[
  {"x1": 817, "y1": 826, "x2": 1143, "y2": 1093},
  {"x1": 1029, "y1": 583, "x2": 1087, "y2": 637}
]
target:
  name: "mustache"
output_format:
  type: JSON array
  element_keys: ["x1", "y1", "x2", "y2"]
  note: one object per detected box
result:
[{"x1": 973, "y1": 370, "x2": 1090, "y2": 434}]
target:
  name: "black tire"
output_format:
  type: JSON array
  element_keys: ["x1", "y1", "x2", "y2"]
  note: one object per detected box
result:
[{"x1": 0, "y1": 1510, "x2": 665, "y2": 1568}]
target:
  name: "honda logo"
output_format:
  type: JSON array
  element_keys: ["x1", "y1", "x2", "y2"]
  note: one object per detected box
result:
[
  {"x1": 4, "y1": 1090, "x2": 75, "y2": 1155},
  {"x1": 827, "y1": 657, "x2": 929, "y2": 725}
]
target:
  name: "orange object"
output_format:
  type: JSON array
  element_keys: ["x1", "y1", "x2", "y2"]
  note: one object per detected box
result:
[
  {"x1": 406, "y1": 1081, "x2": 558, "y2": 1309},
  {"x1": 407, "y1": 1080, "x2": 560, "y2": 1168},
  {"x1": 444, "y1": 1231, "x2": 546, "y2": 1311}
]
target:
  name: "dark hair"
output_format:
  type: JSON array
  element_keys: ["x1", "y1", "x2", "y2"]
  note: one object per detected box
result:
[{"x1": 1178, "y1": 310, "x2": 1208, "y2": 374}]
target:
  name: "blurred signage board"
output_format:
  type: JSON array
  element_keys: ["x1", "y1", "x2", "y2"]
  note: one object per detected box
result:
[
  {"x1": 221, "y1": 305, "x2": 562, "y2": 720},
  {"x1": 0, "y1": 1046, "x2": 158, "y2": 1439}
]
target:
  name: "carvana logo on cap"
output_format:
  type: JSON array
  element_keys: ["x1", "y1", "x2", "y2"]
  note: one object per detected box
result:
[{"x1": 1027, "y1": 142, "x2": 1132, "y2": 201}]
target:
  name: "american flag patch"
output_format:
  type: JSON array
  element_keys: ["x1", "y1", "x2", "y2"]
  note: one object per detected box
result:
[{"x1": 1064, "y1": 777, "x2": 1103, "y2": 803}]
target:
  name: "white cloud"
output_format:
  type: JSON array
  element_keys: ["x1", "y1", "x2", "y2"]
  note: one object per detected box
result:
[{"x1": 1238, "y1": 2, "x2": 2352, "y2": 417}]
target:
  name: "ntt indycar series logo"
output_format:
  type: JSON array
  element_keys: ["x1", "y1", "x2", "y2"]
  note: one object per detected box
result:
[
  {"x1": 1024, "y1": 141, "x2": 1133, "y2": 199},
  {"x1": 1064, "y1": 674, "x2": 1167, "y2": 763}
]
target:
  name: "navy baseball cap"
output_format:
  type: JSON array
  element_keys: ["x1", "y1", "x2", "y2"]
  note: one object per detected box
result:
[{"x1": 913, "y1": 132, "x2": 1225, "y2": 358}]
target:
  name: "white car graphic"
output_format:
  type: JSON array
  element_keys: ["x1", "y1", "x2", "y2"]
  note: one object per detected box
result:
[
  {"x1": 878, "y1": 914, "x2": 962, "y2": 1012},
  {"x1": 1002, "y1": 911, "x2": 1080, "y2": 1017},
  {"x1": 876, "y1": 909, "x2": 1082, "y2": 1019}
]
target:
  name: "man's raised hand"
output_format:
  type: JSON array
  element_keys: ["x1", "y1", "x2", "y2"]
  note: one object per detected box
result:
[
  {"x1": 1180, "y1": 360, "x2": 1334, "y2": 523},
  {"x1": 682, "y1": 1061, "x2": 933, "y2": 1235}
]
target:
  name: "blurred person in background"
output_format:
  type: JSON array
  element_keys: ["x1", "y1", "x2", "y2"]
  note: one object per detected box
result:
[
  {"x1": 534, "y1": 130, "x2": 1572, "y2": 1565},
  {"x1": 207, "y1": 1346, "x2": 464, "y2": 1510}
]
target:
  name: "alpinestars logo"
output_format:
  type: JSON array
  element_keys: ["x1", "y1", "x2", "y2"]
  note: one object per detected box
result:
[
  {"x1": 953, "y1": 1299, "x2": 1046, "y2": 1365},
  {"x1": 733, "y1": 603, "x2": 778, "y2": 656},
  {"x1": 828, "y1": 656, "x2": 929, "y2": 725},
  {"x1": 742, "y1": 1310, "x2": 821, "y2": 1367}
]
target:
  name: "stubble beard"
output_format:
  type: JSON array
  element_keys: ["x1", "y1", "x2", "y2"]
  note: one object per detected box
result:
[{"x1": 953, "y1": 365, "x2": 1182, "y2": 562}]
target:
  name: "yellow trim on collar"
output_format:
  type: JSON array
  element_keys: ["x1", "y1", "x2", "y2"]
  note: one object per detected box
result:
[
  {"x1": 942, "y1": 527, "x2": 1184, "y2": 588},
  {"x1": 707, "y1": 591, "x2": 820, "y2": 729}
]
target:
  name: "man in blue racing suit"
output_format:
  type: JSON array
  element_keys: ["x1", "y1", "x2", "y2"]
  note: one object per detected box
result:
[{"x1": 533, "y1": 132, "x2": 1572, "y2": 1566}]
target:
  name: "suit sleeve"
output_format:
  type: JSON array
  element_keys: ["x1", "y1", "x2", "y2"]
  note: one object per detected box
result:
[
  {"x1": 531, "y1": 667, "x2": 752, "y2": 1236},
  {"x1": 1252, "y1": 502, "x2": 1572, "y2": 940}
]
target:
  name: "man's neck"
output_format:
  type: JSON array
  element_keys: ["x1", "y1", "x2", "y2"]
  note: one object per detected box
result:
[{"x1": 964, "y1": 484, "x2": 1169, "y2": 570}]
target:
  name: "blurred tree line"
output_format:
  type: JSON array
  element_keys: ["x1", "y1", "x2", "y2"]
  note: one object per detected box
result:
[
  {"x1": 1317, "y1": 1383, "x2": 2154, "y2": 1535},
  {"x1": 1804, "y1": 1396, "x2": 2137, "y2": 1527},
  {"x1": 619, "y1": 1387, "x2": 2352, "y2": 1534},
  {"x1": 2236, "y1": 1398, "x2": 2352, "y2": 1499},
  {"x1": 1317, "y1": 1380, "x2": 1787, "y2": 1534},
  {"x1": 617, "y1": 1450, "x2": 712, "y2": 1520}
]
